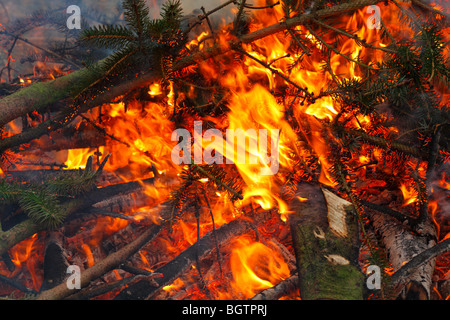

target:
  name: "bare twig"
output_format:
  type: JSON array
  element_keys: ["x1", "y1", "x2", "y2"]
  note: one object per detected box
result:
[
  {"x1": 235, "y1": 46, "x2": 315, "y2": 102},
  {"x1": 0, "y1": 30, "x2": 82, "y2": 69},
  {"x1": 185, "y1": 0, "x2": 235, "y2": 33},
  {"x1": 304, "y1": 24, "x2": 376, "y2": 71},
  {"x1": 311, "y1": 18, "x2": 396, "y2": 54}
]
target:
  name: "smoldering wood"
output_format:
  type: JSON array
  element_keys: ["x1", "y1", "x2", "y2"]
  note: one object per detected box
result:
[
  {"x1": 65, "y1": 274, "x2": 154, "y2": 300},
  {"x1": 0, "y1": 253, "x2": 15, "y2": 273},
  {"x1": 36, "y1": 223, "x2": 163, "y2": 300},
  {"x1": 114, "y1": 210, "x2": 273, "y2": 300},
  {"x1": 0, "y1": 273, "x2": 37, "y2": 295},
  {"x1": 40, "y1": 231, "x2": 69, "y2": 291},
  {"x1": 0, "y1": 177, "x2": 155, "y2": 256}
]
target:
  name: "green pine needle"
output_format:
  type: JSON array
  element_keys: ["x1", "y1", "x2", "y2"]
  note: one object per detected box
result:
[{"x1": 18, "y1": 188, "x2": 65, "y2": 229}]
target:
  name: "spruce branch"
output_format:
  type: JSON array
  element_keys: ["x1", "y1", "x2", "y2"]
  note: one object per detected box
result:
[
  {"x1": 192, "y1": 164, "x2": 244, "y2": 201},
  {"x1": 18, "y1": 187, "x2": 63, "y2": 230},
  {"x1": 80, "y1": 25, "x2": 137, "y2": 50}
]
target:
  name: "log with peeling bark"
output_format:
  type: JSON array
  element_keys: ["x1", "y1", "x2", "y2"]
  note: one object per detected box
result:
[
  {"x1": 366, "y1": 208, "x2": 437, "y2": 299},
  {"x1": 288, "y1": 183, "x2": 365, "y2": 300}
]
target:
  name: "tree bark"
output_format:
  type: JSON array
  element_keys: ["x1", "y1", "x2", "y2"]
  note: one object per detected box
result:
[
  {"x1": 288, "y1": 183, "x2": 365, "y2": 300},
  {"x1": 366, "y1": 208, "x2": 437, "y2": 299}
]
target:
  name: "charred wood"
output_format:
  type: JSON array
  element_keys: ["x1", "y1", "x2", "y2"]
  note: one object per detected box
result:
[
  {"x1": 40, "y1": 231, "x2": 69, "y2": 291},
  {"x1": 0, "y1": 273, "x2": 37, "y2": 295},
  {"x1": 114, "y1": 211, "x2": 273, "y2": 300},
  {"x1": 0, "y1": 177, "x2": 155, "y2": 256},
  {"x1": 37, "y1": 223, "x2": 163, "y2": 300}
]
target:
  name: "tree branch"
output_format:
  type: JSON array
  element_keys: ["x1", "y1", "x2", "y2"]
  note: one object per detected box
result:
[{"x1": 0, "y1": 0, "x2": 383, "y2": 146}]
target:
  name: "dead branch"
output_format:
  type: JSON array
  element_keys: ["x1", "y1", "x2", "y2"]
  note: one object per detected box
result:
[
  {"x1": 251, "y1": 274, "x2": 299, "y2": 300},
  {"x1": 0, "y1": 0, "x2": 383, "y2": 135},
  {"x1": 0, "y1": 177, "x2": 155, "y2": 256},
  {"x1": 114, "y1": 218, "x2": 254, "y2": 299},
  {"x1": 114, "y1": 210, "x2": 273, "y2": 300},
  {"x1": 37, "y1": 223, "x2": 163, "y2": 300}
]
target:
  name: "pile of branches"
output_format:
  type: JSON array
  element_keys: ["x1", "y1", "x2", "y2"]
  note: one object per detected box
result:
[{"x1": 0, "y1": 0, "x2": 449, "y2": 300}]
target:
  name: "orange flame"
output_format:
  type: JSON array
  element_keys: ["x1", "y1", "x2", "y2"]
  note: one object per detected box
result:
[
  {"x1": 400, "y1": 183, "x2": 418, "y2": 207},
  {"x1": 229, "y1": 235, "x2": 290, "y2": 299}
]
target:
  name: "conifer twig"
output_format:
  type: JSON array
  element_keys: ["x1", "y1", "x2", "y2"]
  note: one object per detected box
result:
[{"x1": 235, "y1": 46, "x2": 315, "y2": 101}]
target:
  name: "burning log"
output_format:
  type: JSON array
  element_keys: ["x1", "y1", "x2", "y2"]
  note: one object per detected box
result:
[
  {"x1": 114, "y1": 210, "x2": 273, "y2": 300},
  {"x1": 288, "y1": 183, "x2": 365, "y2": 300},
  {"x1": 251, "y1": 275, "x2": 299, "y2": 300}
]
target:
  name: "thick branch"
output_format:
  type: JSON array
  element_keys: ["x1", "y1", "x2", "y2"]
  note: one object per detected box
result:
[
  {"x1": 114, "y1": 218, "x2": 253, "y2": 300},
  {"x1": 0, "y1": 0, "x2": 383, "y2": 131},
  {"x1": 0, "y1": 177, "x2": 155, "y2": 256},
  {"x1": 37, "y1": 223, "x2": 162, "y2": 300},
  {"x1": 391, "y1": 238, "x2": 450, "y2": 286}
]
